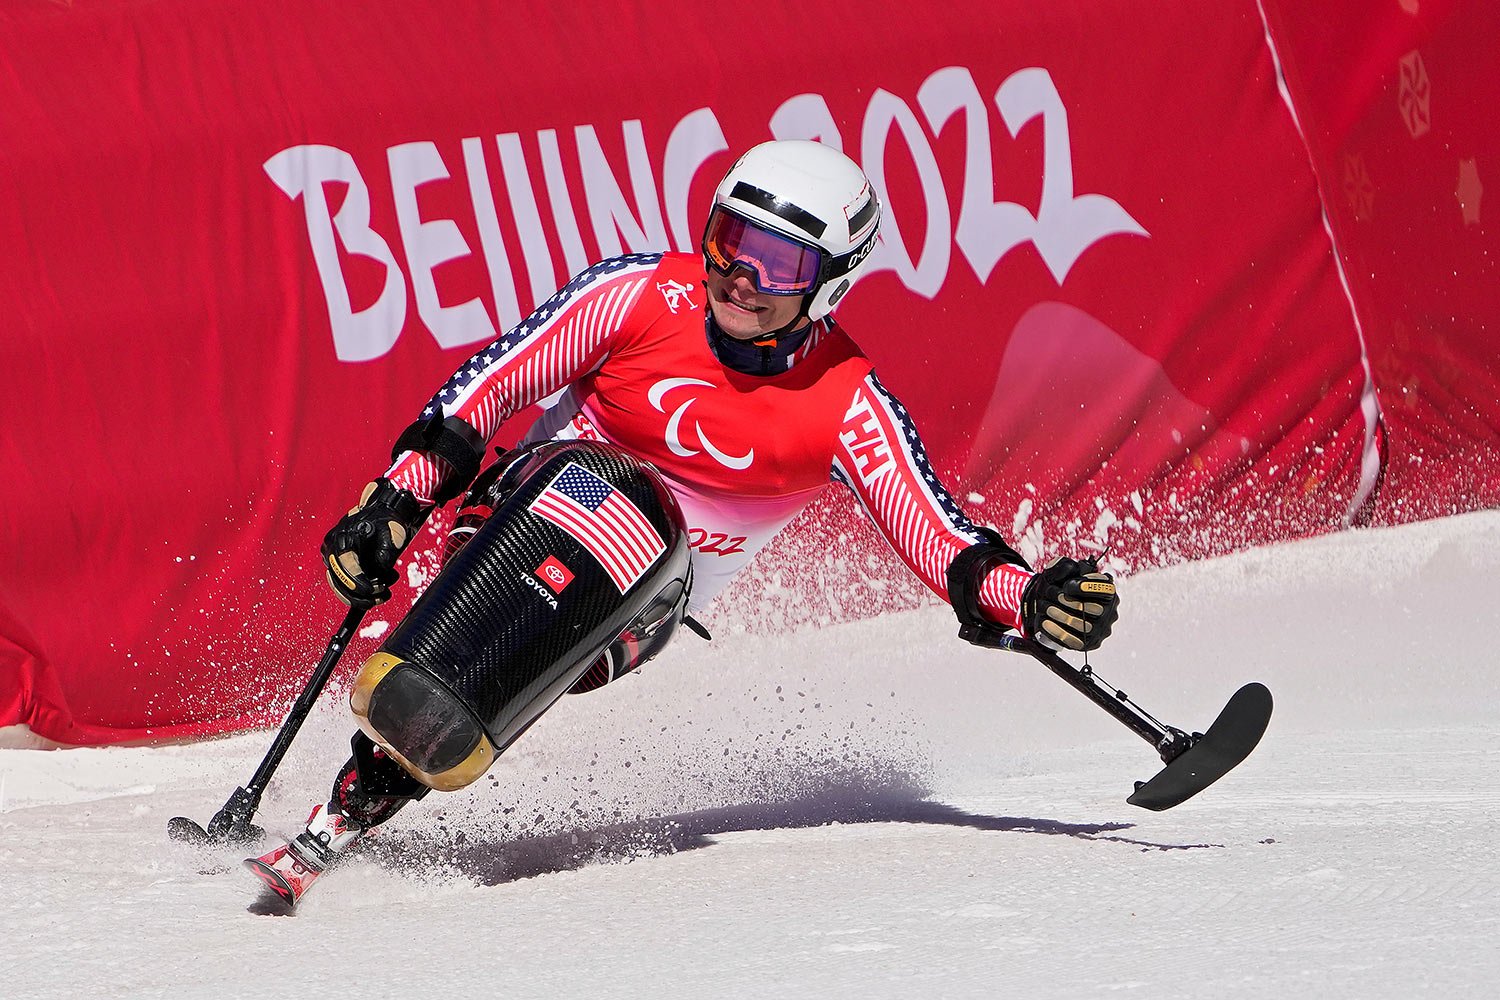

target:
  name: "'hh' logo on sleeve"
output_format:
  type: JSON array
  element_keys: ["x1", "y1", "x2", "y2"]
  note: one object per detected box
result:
[{"x1": 839, "y1": 391, "x2": 893, "y2": 485}]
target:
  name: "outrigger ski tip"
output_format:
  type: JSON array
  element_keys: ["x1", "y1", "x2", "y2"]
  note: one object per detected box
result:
[
  {"x1": 166, "y1": 783, "x2": 268, "y2": 845},
  {"x1": 166, "y1": 815, "x2": 211, "y2": 843},
  {"x1": 1127, "y1": 681, "x2": 1273, "y2": 811},
  {"x1": 995, "y1": 635, "x2": 1272, "y2": 811},
  {"x1": 166, "y1": 810, "x2": 265, "y2": 846}
]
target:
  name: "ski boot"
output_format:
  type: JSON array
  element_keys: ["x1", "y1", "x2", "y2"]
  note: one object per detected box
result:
[{"x1": 244, "y1": 802, "x2": 363, "y2": 907}]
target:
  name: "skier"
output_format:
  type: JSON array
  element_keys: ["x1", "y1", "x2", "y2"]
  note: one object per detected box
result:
[{"x1": 247, "y1": 139, "x2": 1121, "y2": 904}]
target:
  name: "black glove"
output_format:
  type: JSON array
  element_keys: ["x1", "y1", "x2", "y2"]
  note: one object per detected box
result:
[
  {"x1": 322, "y1": 479, "x2": 426, "y2": 607},
  {"x1": 1021, "y1": 557, "x2": 1120, "y2": 652}
]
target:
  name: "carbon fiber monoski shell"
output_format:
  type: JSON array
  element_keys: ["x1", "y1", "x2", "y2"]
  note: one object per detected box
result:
[{"x1": 376, "y1": 441, "x2": 690, "y2": 754}]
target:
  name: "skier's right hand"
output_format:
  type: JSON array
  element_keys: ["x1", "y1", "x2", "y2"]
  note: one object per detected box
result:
[
  {"x1": 321, "y1": 479, "x2": 426, "y2": 607},
  {"x1": 1021, "y1": 557, "x2": 1120, "y2": 652}
]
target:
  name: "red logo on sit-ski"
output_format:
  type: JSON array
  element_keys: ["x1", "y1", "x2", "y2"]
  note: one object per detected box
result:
[{"x1": 535, "y1": 556, "x2": 574, "y2": 593}]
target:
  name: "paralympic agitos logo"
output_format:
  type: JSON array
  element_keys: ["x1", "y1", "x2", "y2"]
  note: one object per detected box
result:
[
  {"x1": 265, "y1": 65, "x2": 1147, "y2": 363},
  {"x1": 647, "y1": 378, "x2": 754, "y2": 471}
]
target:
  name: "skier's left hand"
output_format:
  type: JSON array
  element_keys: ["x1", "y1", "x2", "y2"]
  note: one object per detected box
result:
[{"x1": 1021, "y1": 557, "x2": 1119, "y2": 651}]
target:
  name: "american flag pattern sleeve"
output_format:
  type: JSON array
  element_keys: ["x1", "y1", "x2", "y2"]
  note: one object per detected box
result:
[
  {"x1": 386, "y1": 254, "x2": 662, "y2": 503},
  {"x1": 831, "y1": 372, "x2": 1032, "y2": 631}
]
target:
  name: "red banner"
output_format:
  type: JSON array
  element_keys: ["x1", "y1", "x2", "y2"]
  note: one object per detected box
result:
[
  {"x1": 2, "y1": 0, "x2": 1380, "y2": 744},
  {"x1": 1259, "y1": 0, "x2": 1500, "y2": 520}
]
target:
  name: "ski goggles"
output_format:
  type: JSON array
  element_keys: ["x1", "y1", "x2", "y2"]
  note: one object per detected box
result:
[{"x1": 703, "y1": 208, "x2": 824, "y2": 295}]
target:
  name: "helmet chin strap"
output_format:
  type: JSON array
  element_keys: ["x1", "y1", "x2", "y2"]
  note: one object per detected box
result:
[{"x1": 756, "y1": 296, "x2": 814, "y2": 344}]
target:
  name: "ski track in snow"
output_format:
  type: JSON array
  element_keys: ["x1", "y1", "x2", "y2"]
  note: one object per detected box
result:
[{"x1": 4, "y1": 511, "x2": 1499, "y2": 999}]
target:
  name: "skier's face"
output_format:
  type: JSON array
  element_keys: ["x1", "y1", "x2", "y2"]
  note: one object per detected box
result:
[{"x1": 704, "y1": 266, "x2": 810, "y2": 340}]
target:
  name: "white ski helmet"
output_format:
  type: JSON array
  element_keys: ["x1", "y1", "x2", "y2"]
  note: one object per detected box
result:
[{"x1": 702, "y1": 140, "x2": 882, "y2": 323}]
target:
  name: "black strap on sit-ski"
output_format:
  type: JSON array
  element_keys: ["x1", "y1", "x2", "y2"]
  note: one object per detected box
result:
[
  {"x1": 391, "y1": 412, "x2": 487, "y2": 504},
  {"x1": 946, "y1": 528, "x2": 1030, "y2": 649}
]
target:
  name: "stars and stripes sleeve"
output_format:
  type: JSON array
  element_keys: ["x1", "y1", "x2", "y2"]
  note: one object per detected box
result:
[
  {"x1": 385, "y1": 254, "x2": 662, "y2": 503},
  {"x1": 830, "y1": 372, "x2": 1033, "y2": 631}
]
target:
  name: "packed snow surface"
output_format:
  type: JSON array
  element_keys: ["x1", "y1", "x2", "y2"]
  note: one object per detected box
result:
[{"x1": 4, "y1": 511, "x2": 1498, "y2": 998}]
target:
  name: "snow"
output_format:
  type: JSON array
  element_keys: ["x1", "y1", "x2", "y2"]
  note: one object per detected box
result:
[{"x1": 4, "y1": 510, "x2": 1499, "y2": 998}]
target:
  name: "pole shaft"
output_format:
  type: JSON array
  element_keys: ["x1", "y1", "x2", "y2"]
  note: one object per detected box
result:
[
  {"x1": 243, "y1": 604, "x2": 367, "y2": 796},
  {"x1": 998, "y1": 635, "x2": 1169, "y2": 749}
]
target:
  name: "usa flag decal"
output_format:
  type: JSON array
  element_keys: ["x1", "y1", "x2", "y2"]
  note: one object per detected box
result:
[{"x1": 528, "y1": 463, "x2": 665, "y2": 592}]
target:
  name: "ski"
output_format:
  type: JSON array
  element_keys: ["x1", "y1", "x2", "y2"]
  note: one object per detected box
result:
[
  {"x1": 242, "y1": 803, "x2": 365, "y2": 911},
  {"x1": 244, "y1": 844, "x2": 324, "y2": 909}
]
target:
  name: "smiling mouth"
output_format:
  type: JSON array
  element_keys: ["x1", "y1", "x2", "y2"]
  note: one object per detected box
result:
[{"x1": 725, "y1": 295, "x2": 766, "y2": 313}]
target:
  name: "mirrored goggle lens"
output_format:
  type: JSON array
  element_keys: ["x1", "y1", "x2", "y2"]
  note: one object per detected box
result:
[{"x1": 704, "y1": 210, "x2": 822, "y2": 294}]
